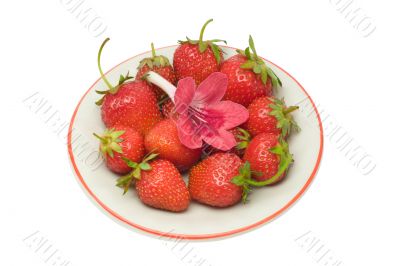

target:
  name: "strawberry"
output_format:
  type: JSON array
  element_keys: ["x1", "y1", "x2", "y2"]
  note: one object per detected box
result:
[
  {"x1": 93, "y1": 126, "x2": 144, "y2": 174},
  {"x1": 136, "y1": 43, "x2": 176, "y2": 101},
  {"x1": 173, "y1": 19, "x2": 226, "y2": 85},
  {"x1": 144, "y1": 119, "x2": 201, "y2": 171},
  {"x1": 221, "y1": 36, "x2": 282, "y2": 107},
  {"x1": 242, "y1": 133, "x2": 293, "y2": 183},
  {"x1": 189, "y1": 153, "x2": 248, "y2": 207},
  {"x1": 136, "y1": 159, "x2": 190, "y2": 212},
  {"x1": 231, "y1": 133, "x2": 294, "y2": 201},
  {"x1": 244, "y1": 97, "x2": 299, "y2": 137},
  {"x1": 95, "y1": 38, "x2": 162, "y2": 135},
  {"x1": 98, "y1": 80, "x2": 162, "y2": 135},
  {"x1": 117, "y1": 155, "x2": 190, "y2": 212}
]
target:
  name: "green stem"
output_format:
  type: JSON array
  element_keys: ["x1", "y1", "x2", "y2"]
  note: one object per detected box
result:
[
  {"x1": 283, "y1": 106, "x2": 299, "y2": 115},
  {"x1": 93, "y1": 133, "x2": 106, "y2": 143},
  {"x1": 199, "y1": 19, "x2": 213, "y2": 44},
  {"x1": 151, "y1": 42, "x2": 156, "y2": 58},
  {"x1": 97, "y1": 38, "x2": 114, "y2": 91},
  {"x1": 248, "y1": 35, "x2": 258, "y2": 60},
  {"x1": 245, "y1": 158, "x2": 291, "y2": 187}
]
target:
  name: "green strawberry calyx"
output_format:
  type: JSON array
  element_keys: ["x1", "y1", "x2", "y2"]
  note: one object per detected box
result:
[
  {"x1": 138, "y1": 43, "x2": 171, "y2": 70},
  {"x1": 231, "y1": 137, "x2": 294, "y2": 201},
  {"x1": 116, "y1": 153, "x2": 158, "y2": 194},
  {"x1": 268, "y1": 97, "x2": 300, "y2": 137},
  {"x1": 235, "y1": 128, "x2": 251, "y2": 151},
  {"x1": 178, "y1": 19, "x2": 227, "y2": 64},
  {"x1": 236, "y1": 35, "x2": 282, "y2": 88},
  {"x1": 93, "y1": 128, "x2": 125, "y2": 158},
  {"x1": 231, "y1": 161, "x2": 253, "y2": 203},
  {"x1": 95, "y1": 38, "x2": 133, "y2": 106}
]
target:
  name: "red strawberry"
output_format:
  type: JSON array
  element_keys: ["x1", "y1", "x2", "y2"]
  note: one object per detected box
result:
[
  {"x1": 243, "y1": 133, "x2": 293, "y2": 183},
  {"x1": 95, "y1": 38, "x2": 162, "y2": 135},
  {"x1": 221, "y1": 36, "x2": 281, "y2": 107},
  {"x1": 244, "y1": 97, "x2": 299, "y2": 137},
  {"x1": 93, "y1": 126, "x2": 144, "y2": 174},
  {"x1": 136, "y1": 43, "x2": 176, "y2": 101},
  {"x1": 230, "y1": 133, "x2": 294, "y2": 200},
  {"x1": 117, "y1": 155, "x2": 190, "y2": 212},
  {"x1": 99, "y1": 80, "x2": 162, "y2": 135},
  {"x1": 173, "y1": 19, "x2": 225, "y2": 85},
  {"x1": 189, "y1": 153, "x2": 247, "y2": 207},
  {"x1": 145, "y1": 119, "x2": 201, "y2": 171}
]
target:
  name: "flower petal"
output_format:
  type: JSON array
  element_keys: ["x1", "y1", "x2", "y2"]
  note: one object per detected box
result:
[
  {"x1": 203, "y1": 101, "x2": 249, "y2": 130},
  {"x1": 174, "y1": 77, "x2": 196, "y2": 114},
  {"x1": 201, "y1": 127, "x2": 237, "y2": 151},
  {"x1": 176, "y1": 112, "x2": 204, "y2": 149},
  {"x1": 193, "y1": 72, "x2": 228, "y2": 107}
]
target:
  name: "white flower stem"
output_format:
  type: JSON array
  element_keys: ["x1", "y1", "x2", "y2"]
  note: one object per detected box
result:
[{"x1": 146, "y1": 71, "x2": 177, "y2": 103}]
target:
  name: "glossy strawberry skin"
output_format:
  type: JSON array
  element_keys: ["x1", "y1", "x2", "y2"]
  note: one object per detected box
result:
[
  {"x1": 189, "y1": 153, "x2": 243, "y2": 207},
  {"x1": 105, "y1": 126, "x2": 145, "y2": 174},
  {"x1": 101, "y1": 81, "x2": 162, "y2": 135},
  {"x1": 135, "y1": 64, "x2": 176, "y2": 101},
  {"x1": 136, "y1": 159, "x2": 190, "y2": 212},
  {"x1": 244, "y1": 97, "x2": 281, "y2": 137},
  {"x1": 173, "y1": 43, "x2": 222, "y2": 85},
  {"x1": 221, "y1": 54, "x2": 272, "y2": 107},
  {"x1": 243, "y1": 133, "x2": 284, "y2": 183},
  {"x1": 144, "y1": 119, "x2": 202, "y2": 171}
]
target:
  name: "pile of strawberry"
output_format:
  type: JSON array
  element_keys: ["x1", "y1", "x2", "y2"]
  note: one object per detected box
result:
[{"x1": 93, "y1": 19, "x2": 300, "y2": 212}]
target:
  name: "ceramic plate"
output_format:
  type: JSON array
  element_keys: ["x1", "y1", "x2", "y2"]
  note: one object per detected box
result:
[{"x1": 68, "y1": 46, "x2": 323, "y2": 240}]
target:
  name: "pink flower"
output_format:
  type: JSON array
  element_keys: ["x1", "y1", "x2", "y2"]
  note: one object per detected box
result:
[{"x1": 174, "y1": 72, "x2": 249, "y2": 151}]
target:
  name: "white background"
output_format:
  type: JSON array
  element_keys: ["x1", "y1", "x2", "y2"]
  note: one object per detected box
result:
[{"x1": 1, "y1": 0, "x2": 399, "y2": 265}]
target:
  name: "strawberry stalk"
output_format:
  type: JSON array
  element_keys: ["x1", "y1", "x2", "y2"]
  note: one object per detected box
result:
[
  {"x1": 95, "y1": 38, "x2": 133, "y2": 105},
  {"x1": 198, "y1": 19, "x2": 213, "y2": 52},
  {"x1": 97, "y1": 38, "x2": 114, "y2": 91},
  {"x1": 179, "y1": 19, "x2": 226, "y2": 64},
  {"x1": 151, "y1": 42, "x2": 156, "y2": 57},
  {"x1": 283, "y1": 106, "x2": 299, "y2": 115}
]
